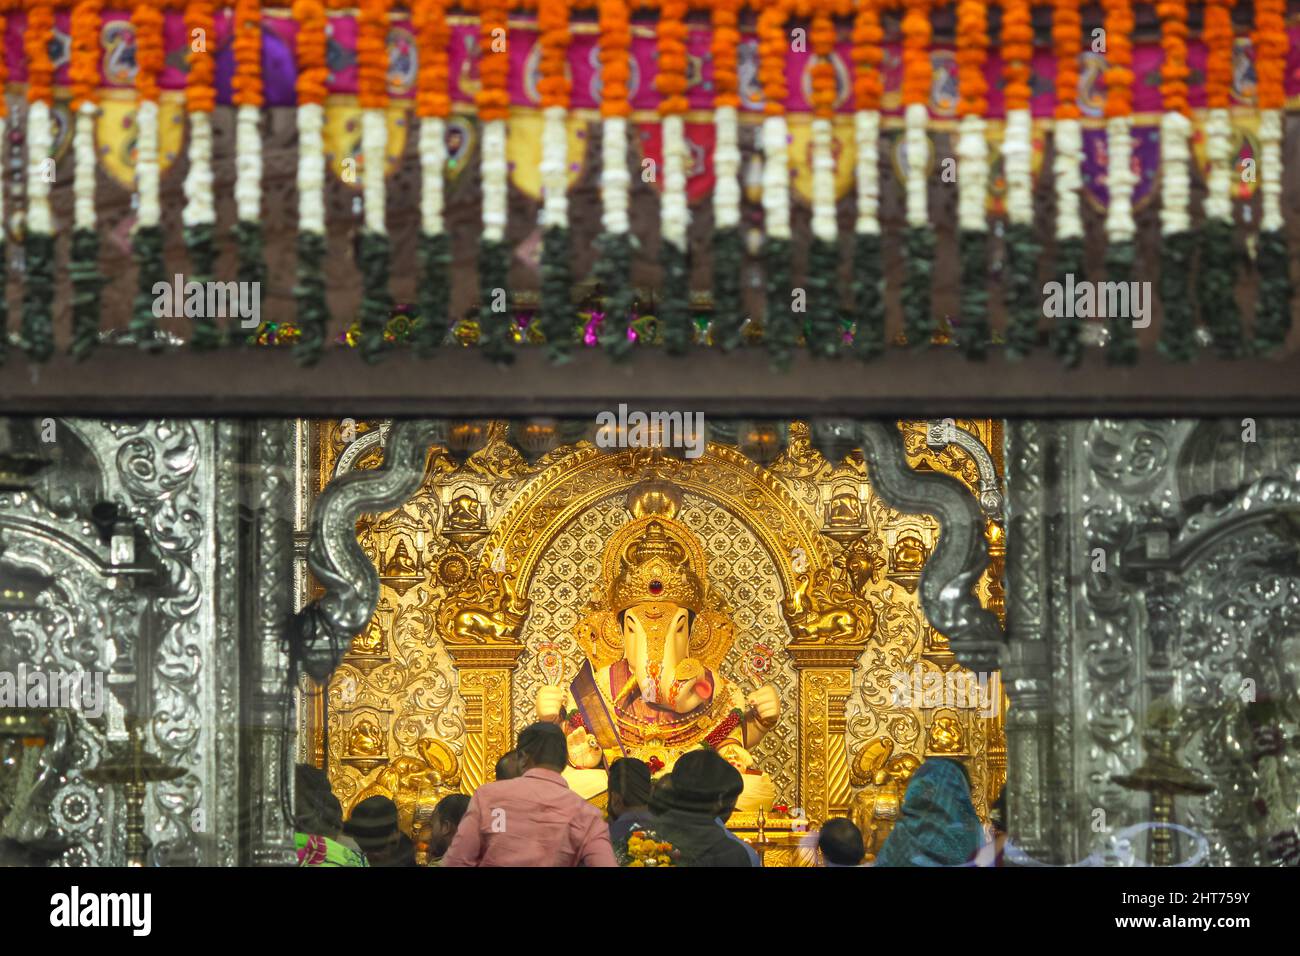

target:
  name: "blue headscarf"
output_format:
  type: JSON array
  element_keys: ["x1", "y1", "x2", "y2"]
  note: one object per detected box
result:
[{"x1": 873, "y1": 758, "x2": 984, "y2": 867}]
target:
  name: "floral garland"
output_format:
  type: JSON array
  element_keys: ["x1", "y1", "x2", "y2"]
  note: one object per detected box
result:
[
  {"x1": 231, "y1": 0, "x2": 265, "y2": 347},
  {"x1": 0, "y1": 3, "x2": 8, "y2": 363},
  {"x1": 1048, "y1": 0, "x2": 1084, "y2": 365},
  {"x1": 850, "y1": 0, "x2": 884, "y2": 359},
  {"x1": 127, "y1": 0, "x2": 166, "y2": 351},
  {"x1": 806, "y1": 0, "x2": 841, "y2": 358},
  {"x1": 21, "y1": 0, "x2": 56, "y2": 361},
  {"x1": 69, "y1": 0, "x2": 105, "y2": 360},
  {"x1": 955, "y1": 0, "x2": 990, "y2": 358},
  {"x1": 183, "y1": 0, "x2": 222, "y2": 350},
  {"x1": 1001, "y1": 0, "x2": 1038, "y2": 359},
  {"x1": 292, "y1": 0, "x2": 331, "y2": 364},
  {"x1": 901, "y1": 0, "x2": 934, "y2": 349},
  {"x1": 536, "y1": 0, "x2": 573, "y2": 359},
  {"x1": 1102, "y1": 0, "x2": 1137, "y2": 364},
  {"x1": 594, "y1": 0, "x2": 636, "y2": 359},
  {"x1": 1253, "y1": 0, "x2": 1291, "y2": 353},
  {"x1": 710, "y1": 0, "x2": 745, "y2": 351},
  {"x1": 1155, "y1": 0, "x2": 1197, "y2": 361},
  {"x1": 657, "y1": 0, "x2": 692, "y2": 354},
  {"x1": 1200, "y1": 0, "x2": 1242, "y2": 357},
  {"x1": 357, "y1": 0, "x2": 393, "y2": 363},
  {"x1": 478, "y1": 0, "x2": 515, "y2": 362},
  {"x1": 758, "y1": 0, "x2": 794, "y2": 365}
]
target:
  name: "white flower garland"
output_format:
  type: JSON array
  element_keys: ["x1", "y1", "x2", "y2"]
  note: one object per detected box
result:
[
  {"x1": 1053, "y1": 118, "x2": 1084, "y2": 239},
  {"x1": 361, "y1": 108, "x2": 387, "y2": 235},
  {"x1": 853, "y1": 110, "x2": 880, "y2": 235},
  {"x1": 713, "y1": 105, "x2": 741, "y2": 231},
  {"x1": 1003, "y1": 108, "x2": 1033, "y2": 226},
  {"x1": 234, "y1": 103, "x2": 262, "y2": 223},
  {"x1": 761, "y1": 115, "x2": 791, "y2": 240},
  {"x1": 419, "y1": 116, "x2": 447, "y2": 236},
  {"x1": 135, "y1": 99, "x2": 161, "y2": 229},
  {"x1": 600, "y1": 116, "x2": 630, "y2": 235},
  {"x1": 956, "y1": 114, "x2": 988, "y2": 232},
  {"x1": 1260, "y1": 108, "x2": 1284, "y2": 232},
  {"x1": 1104, "y1": 115, "x2": 1135, "y2": 242},
  {"x1": 73, "y1": 104, "x2": 98, "y2": 232},
  {"x1": 183, "y1": 110, "x2": 215, "y2": 229},
  {"x1": 1158, "y1": 110, "x2": 1192, "y2": 235},
  {"x1": 296, "y1": 104, "x2": 325, "y2": 235},
  {"x1": 26, "y1": 101, "x2": 54, "y2": 235},
  {"x1": 903, "y1": 102, "x2": 928, "y2": 228},
  {"x1": 661, "y1": 114, "x2": 690, "y2": 249},
  {"x1": 810, "y1": 117, "x2": 836, "y2": 243},
  {"x1": 539, "y1": 105, "x2": 568, "y2": 229},
  {"x1": 1203, "y1": 108, "x2": 1233, "y2": 223},
  {"x1": 481, "y1": 117, "x2": 508, "y2": 242}
]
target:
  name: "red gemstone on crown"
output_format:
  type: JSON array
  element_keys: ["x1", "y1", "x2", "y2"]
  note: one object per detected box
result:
[{"x1": 648, "y1": 579, "x2": 664, "y2": 595}]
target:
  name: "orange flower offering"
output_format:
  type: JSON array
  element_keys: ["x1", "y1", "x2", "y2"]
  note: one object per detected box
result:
[
  {"x1": 1155, "y1": 0, "x2": 1189, "y2": 115},
  {"x1": 597, "y1": 0, "x2": 632, "y2": 118},
  {"x1": 1205, "y1": 0, "x2": 1235, "y2": 110},
  {"x1": 24, "y1": 0, "x2": 55, "y2": 105},
  {"x1": 478, "y1": 0, "x2": 512, "y2": 120},
  {"x1": 70, "y1": 0, "x2": 104, "y2": 111},
  {"x1": 712, "y1": 0, "x2": 744, "y2": 110},
  {"x1": 851, "y1": 0, "x2": 884, "y2": 111},
  {"x1": 901, "y1": 0, "x2": 932, "y2": 107},
  {"x1": 293, "y1": 0, "x2": 328, "y2": 107},
  {"x1": 810, "y1": 3, "x2": 837, "y2": 119},
  {"x1": 1052, "y1": 0, "x2": 1081, "y2": 119},
  {"x1": 757, "y1": 0, "x2": 788, "y2": 115},
  {"x1": 233, "y1": 0, "x2": 263, "y2": 108},
  {"x1": 956, "y1": 0, "x2": 988, "y2": 117},
  {"x1": 1001, "y1": 0, "x2": 1031, "y2": 112},
  {"x1": 1101, "y1": 0, "x2": 1134, "y2": 117},
  {"x1": 657, "y1": 0, "x2": 690, "y2": 116},
  {"x1": 536, "y1": 0, "x2": 570, "y2": 110},
  {"x1": 1254, "y1": 0, "x2": 1287, "y2": 110},
  {"x1": 358, "y1": 0, "x2": 389, "y2": 109}
]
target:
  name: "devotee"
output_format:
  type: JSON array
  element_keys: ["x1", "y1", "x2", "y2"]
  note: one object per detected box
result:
[
  {"x1": 972, "y1": 790, "x2": 1008, "y2": 867},
  {"x1": 441, "y1": 722, "x2": 617, "y2": 867},
  {"x1": 606, "y1": 757, "x2": 654, "y2": 851},
  {"x1": 293, "y1": 764, "x2": 366, "y2": 867},
  {"x1": 818, "y1": 817, "x2": 866, "y2": 867},
  {"x1": 494, "y1": 749, "x2": 523, "y2": 781},
  {"x1": 346, "y1": 795, "x2": 419, "y2": 868},
  {"x1": 873, "y1": 757, "x2": 984, "y2": 867},
  {"x1": 648, "y1": 750, "x2": 759, "y2": 867},
  {"x1": 426, "y1": 794, "x2": 471, "y2": 867}
]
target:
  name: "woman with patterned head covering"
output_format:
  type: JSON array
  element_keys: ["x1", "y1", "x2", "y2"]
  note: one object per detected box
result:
[{"x1": 873, "y1": 757, "x2": 984, "y2": 867}]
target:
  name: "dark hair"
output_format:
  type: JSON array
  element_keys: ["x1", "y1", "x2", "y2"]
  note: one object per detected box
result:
[
  {"x1": 516, "y1": 721, "x2": 568, "y2": 769},
  {"x1": 494, "y1": 749, "x2": 522, "y2": 781},
  {"x1": 819, "y1": 817, "x2": 865, "y2": 866},
  {"x1": 295, "y1": 764, "x2": 343, "y2": 836},
  {"x1": 608, "y1": 758, "x2": 652, "y2": 808},
  {"x1": 661, "y1": 749, "x2": 742, "y2": 814},
  {"x1": 434, "y1": 793, "x2": 471, "y2": 828},
  {"x1": 989, "y1": 788, "x2": 1007, "y2": 834},
  {"x1": 345, "y1": 795, "x2": 401, "y2": 853},
  {"x1": 649, "y1": 774, "x2": 675, "y2": 815}
]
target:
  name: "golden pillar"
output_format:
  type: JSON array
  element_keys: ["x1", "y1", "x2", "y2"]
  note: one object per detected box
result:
[
  {"x1": 446, "y1": 644, "x2": 526, "y2": 792},
  {"x1": 788, "y1": 647, "x2": 863, "y2": 826}
]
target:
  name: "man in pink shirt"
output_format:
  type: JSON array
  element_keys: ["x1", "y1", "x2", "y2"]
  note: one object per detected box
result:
[{"x1": 442, "y1": 722, "x2": 618, "y2": 867}]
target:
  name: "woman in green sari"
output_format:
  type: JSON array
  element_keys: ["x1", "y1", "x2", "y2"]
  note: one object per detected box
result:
[{"x1": 873, "y1": 757, "x2": 984, "y2": 867}]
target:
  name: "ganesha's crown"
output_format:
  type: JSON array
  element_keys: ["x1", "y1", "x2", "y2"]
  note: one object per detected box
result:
[{"x1": 609, "y1": 519, "x2": 705, "y2": 614}]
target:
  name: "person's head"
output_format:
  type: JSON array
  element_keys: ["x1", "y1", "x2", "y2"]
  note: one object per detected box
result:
[
  {"x1": 660, "y1": 749, "x2": 744, "y2": 820},
  {"x1": 345, "y1": 795, "x2": 402, "y2": 858},
  {"x1": 989, "y1": 789, "x2": 1007, "y2": 835},
  {"x1": 294, "y1": 764, "x2": 344, "y2": 839},
  {"x1": 607, "y1": 758, "x2": 652, "y2": 820},
  {"x1": 494, "y1": 749, "x2": 523, "y2": 781},
  {"x1": 428, "y1": 793, "x2": 471, "y2": 857},
  {"x1": 649, "y1": 774, "x2": 674, "y2": 815},
  {"x1": 819, "y1": 817, "x2": 865, "y2": 867},
  {"x1": 874, "y1": 757, "x2": 983, "y2": 867},
  {"x1": 515, "y1": 721, "x2": 568, "y2": 773}
]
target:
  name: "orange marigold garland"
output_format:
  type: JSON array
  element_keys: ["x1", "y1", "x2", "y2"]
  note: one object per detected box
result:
[
  {"x1": 806, "y1": 0, "x2": 841, "y2": 357},
  {"x1": 1156, "y1": 0, "x2": 1197, "y2": 360},
  {"x1": 594, "y1": 0, "x2": 635, "y2": 358},
  {"x1": 850, "y1": 0, "x2": 885, "y2": 359},
  {"x1": 292, "y1": 0, "x2": 332, "y2": 362},
  {"x1": 1049, "y1": 0, "x2": 1085, "y2": 364},
  {"x1": 69, "y1": 0, "x2": 106, "y2": 358},
  {"x1": 901, "y1": 0, "x2": 934, "y2": 348},
  {"x1": 356, "y1": 0, "x2": 393, "y2": 362},
  {"x1": 1001, "y1": 0, "x2": 1038, "y2": 358},
  {"x1": 411, "y1": 0, "x2": 453, "y2": 355},
  {"x1": 1253, "y1": 0, "x2": 1291, "y2": 352},
  {"x1": 127, "y1": 0, "x2": 166, "y2": 349},
  {"x1": 1200, "y1": 0, "x2": 1243, "y2": 356},
  {"x1": 21, "y1": 0, "x2": 56, "y2": 360},
  {"x1": 1101, "y1": 0, "x2": 1138, "y2": 363},
  {"x1": 955, "y1": 0, "x2": 991, "y2": 357},
  {"x1": 711, "y1": 0, "x2": 746, "y2": 350},
  {"x1": 478, "y1": 0, "x2": 514, "y2": 362},
  {"x1": 757, "y1": 0, "x2": 794, "y2": 363},
  {"x1": 657, "y1": 0, "x2": 692, "y2": 353}
]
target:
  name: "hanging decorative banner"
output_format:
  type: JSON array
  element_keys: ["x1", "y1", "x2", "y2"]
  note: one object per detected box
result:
[
  {"x1": 637, "y1": 120, "x2": 716, "y2": 204},
  {"x1": 322, "y1": 102, "x2": 411, "y2": 183},
  {"x1": 787, "y1": 115, "x2": 855, "y2": 204},
  {"x1": 1080, "y1": 123, "x2": 1160, "y2": 212},
  {"x1": 985, "y1": 121, "x2": 1046, "y2": 217},
  {"x1": 94, "y1": 96, "x2": 184, "y2": 190},
  {"x1": 1192, "y1": 113, "x2": 1261, "y2": 201},
  {"x1": 507, "y1": 112, "x2": 588, "y2": 199}
]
